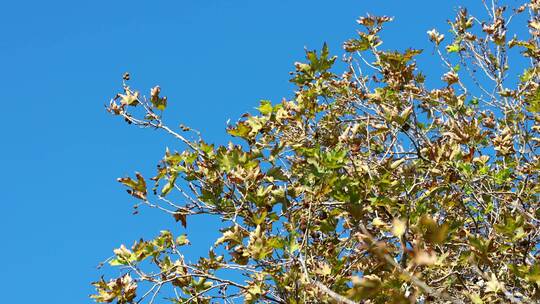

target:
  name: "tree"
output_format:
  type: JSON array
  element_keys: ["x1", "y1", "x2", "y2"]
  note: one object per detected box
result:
[{"x1": 92, "y1": 1, "x2": 540, "y2": 303}]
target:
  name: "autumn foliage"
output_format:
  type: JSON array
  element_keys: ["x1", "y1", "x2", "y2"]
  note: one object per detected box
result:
[{"x1": 93, "y1": 1, "x2": 540, "y2": 303}]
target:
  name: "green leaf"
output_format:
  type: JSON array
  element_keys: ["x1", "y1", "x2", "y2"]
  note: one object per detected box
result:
[
  {"x1": 257, "y1": 100, "x2": 273, "y2": 115},
  {"x1": 287, "y1": 234, "x2": 300, "y2": 254},
  {"x1": 161, "y1": 174, "x2": 177, "y2": 196},
  {"x1": 108, "y1": 258, "x2": 126, "y2": 266},
  {"x1": 526, "y1": 87, "x2": 540, "y2": 113},
  {"x1": 227, "y1": 121, "x2": 252, "y2": 139},
  {"x1": 343, "y1": 36, "x2": 371, "y2": 52},
  {"x1": 175, "y1": 234, "x2": 190, "y2": 246},
  {"x1": 520, "y1": 68, "x2": 535, "y2": 82}
]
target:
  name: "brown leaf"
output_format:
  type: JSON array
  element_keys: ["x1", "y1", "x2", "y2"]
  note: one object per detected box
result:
[{"x1": 173, "y1": 211, "x2": 187, "y2": 228}]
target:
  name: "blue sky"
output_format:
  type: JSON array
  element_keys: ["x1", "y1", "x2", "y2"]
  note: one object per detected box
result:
[{"x1": 0, "y1": 0, "x2": 505, "y2": 303}]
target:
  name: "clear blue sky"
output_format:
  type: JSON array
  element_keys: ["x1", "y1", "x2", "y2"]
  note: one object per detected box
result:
[{"x1": 0, "y1": 0, "x2": 497, "y2": 303}]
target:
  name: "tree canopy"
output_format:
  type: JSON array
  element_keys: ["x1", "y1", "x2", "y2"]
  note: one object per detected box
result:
[{"x1": 92, "y1": 1, "x2": 540, "y2": 303}]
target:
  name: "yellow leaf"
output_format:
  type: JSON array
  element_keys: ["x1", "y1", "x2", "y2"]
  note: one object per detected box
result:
[
  {"x1": 315, "y1": 263, "x2": 332, "y2": 276},
  {"x1": 372, "y1": 217, "x2": 386, "y2": 227},
  {"x1": 468, "y1": 292, "x2": 484, "y2": 304},
  {"x1": 485, "y1": 273, "x2": 503, "y2": 293},
  {"x1": 390, "y1": 158, "x2": 406, "y2": 169},
  {"x1": 391, "y1": 218, "x2": 406, "y2": 237}
]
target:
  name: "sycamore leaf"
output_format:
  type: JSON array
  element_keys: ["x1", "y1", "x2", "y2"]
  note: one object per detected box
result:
[
  {"x1": 446, "y1": 44, "x2": 460, "y2": 53},
  {"x1": 150, "y1": 85, "x2": 167, "y2": 110},
  {"x1": 175, "y1": 234, "x2": 190, "y2": 246},
  {"x1": 173, "y1": 211, "x2": 187, "y2": 228},
  {"x1": 468, "y1": 292, "x2": 484, "y2": 304},
  {"x1": 257, "y1": 100, "x2": 273, "y2": 115},
  {"x1": 391, "y1": 218, "x2": 406, "y2": 237},
  {"x1": 485, "y1": 274, "x2": 503, "y2": 293}
]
